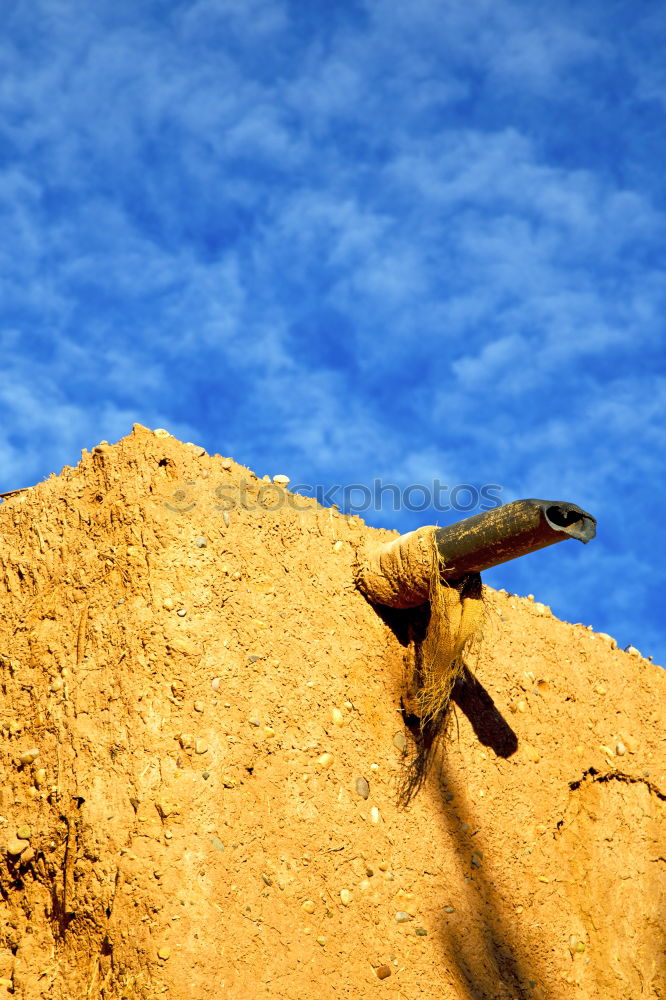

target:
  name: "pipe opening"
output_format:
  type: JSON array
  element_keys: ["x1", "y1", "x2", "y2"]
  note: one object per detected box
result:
[
  {"x1": 545, "y1": 505, "x2": 583, "y2": 528},
  {"x1": 544, "y1": 504, "x2": 596, "y2": 543}
]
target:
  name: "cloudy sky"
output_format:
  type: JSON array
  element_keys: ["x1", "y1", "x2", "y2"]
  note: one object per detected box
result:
[{"x1": 1, "y1": 0, "x2": 664, "y2": 663}]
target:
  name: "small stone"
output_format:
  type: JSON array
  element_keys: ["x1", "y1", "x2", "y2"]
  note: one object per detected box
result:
[
  {"x1": 600, "y1": 744, "x2": 614, "y2": 758},
  {"x1": 471, "y1": 852, "x2": 483, "y2": 868},
  {"x1": 569, "y1": 935, "x2": 586, "y2": 955},
  {"x1": 273, "y1": 474, "x2": 290, "y2": 486},
  {"x1": 625, "y1": 645, "x2": 641, "y2": 658},
  {"x1": 153, "y1": 428, "x2": 171, "y2": 439},
  {"x1": 263, "y1": 726, "x2": 276, "y2": 737},
  {"x1": 157, "y1": 946, "x2": 171, "y2": 960},
  {"x1": 370, "y1": 806, "x2": 380, "y2": 824},
  {"x1": 261, "y1": 873, "x2": 272, "y2": 886},
  {"x1": 6, "y1": 837, "x2": 29, "y2": 857},
  {"x1": 333, "y1": 540, "x2": 343, "y2": 552},
  {"x1": 163, "y1": 597, "x2": 175, "y2": 610},
  {"x1": 179, "y1": 734, "x2": 194, "y2": 749},
  {"x1": 375, "y1": 965, "x2": 392, "y2": 980},
  {"x1": 18, "y1": 748, "x2": 40, "y2": 765},
  {"x1": 533, "y1": 602, "x2": 546, "y2": 615},
  {"x1": 517, "y1": 701, "x2": 527, "y2": 713},
  {"x1": 355, "y1": 777, "x2": 370, "y2": 800},
  {"x1": 194, "y1": 739, "x2": 208, "y2": 755},
  {"x1": 193, "y1": 701, "x2": 205, "y2": 713},
  {"x1": 202, "y1": 771, "x2": 210, "y2": 780},
  {"x1": 331, "y1": 707, "x2": 344, "y2": 727},
  {"x1": 444, "y1": 905, "x2": 455, "y2": 913},
  {"x1": 395, "y1": 911, "x2": 412, "y2": 923},
  {"x1": 339, "y1": 889, "x2": 352, "y2": 906},
  {"x1": 378, "y1": 861, "x2": 389, "y2": 871},
  {"x1": 596, "y1": 633, "x2": 617, "y2": 648},
  {"x1": 34, "y1": 768, "x2": 47, "y2": 788},
  {"x1": 302, "y1": 899, "x2": 315, "y2": 914},
  {"x1": 415, "y1": 926, "x2": 428, "y2": 936},
  {"x1": 16, "y1": 826, "x2": 30, "y2": 841},
  {"x1": 316, "y1": 935, "x2": 327, "y2": 946},
  {"x1": 317, "y1": 753, "x2": 334, "y2": 769},
  {"x1": 248, "y1": 718, "x2": 261, "y2": 727},
  {"x1": 221, "y1": 457, "x2": 232, "y2": 470},
  {"x1": 524, "y1": 745, "x2": 540, "y2": 763},
  {"x1": 594, "y1": 684, "x2": 606, "y2": 695},
  {"x1": 393, "y1": 732, "x2": 407, "y2": 754},
  {"x1": 221, "y1": 776, "x2": 237, "y2": 788},
  {"x1": 196, "y1": 537, "x2": 207, "y2": 548},
  {"x1": 211, "y1": 677, "x2": 221, "y2": 691},
  {"x1": 619, "y1": 733, "x2": 638, "y2": 753},
  {"x1": 177, "y1": 609, "x2": 187, "y2": 617}
]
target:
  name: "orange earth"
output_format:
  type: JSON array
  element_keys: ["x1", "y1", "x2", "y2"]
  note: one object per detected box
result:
[{"x1": 0, "y1": 425, "x2": 662, "y2": 999}]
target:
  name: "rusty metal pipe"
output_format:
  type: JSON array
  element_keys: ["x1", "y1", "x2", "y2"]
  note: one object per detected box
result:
[
  {"x1": 436, "y1": 499, "x2": 596, "y2": 580},
  {"x1": 356, "y1": 499, "x2": 596, "y2": 608}
]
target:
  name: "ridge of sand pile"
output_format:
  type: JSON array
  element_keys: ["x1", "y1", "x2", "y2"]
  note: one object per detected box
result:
[{"x1": 0, "y1": 425, "x2": 662, "y2": 1000}]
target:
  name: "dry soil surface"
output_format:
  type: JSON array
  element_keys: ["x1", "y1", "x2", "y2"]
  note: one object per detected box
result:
[{"x1": 0, "y1": 425, "x2": 663, "y2": 999}]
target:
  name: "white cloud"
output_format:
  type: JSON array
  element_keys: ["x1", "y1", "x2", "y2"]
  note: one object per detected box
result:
[
  {"x1": 0, "y1": 0, "x2": 664, "y2": 660},
  {"x1": 366, "y1": 0, "x2": 603, "y2": 94},
  {"x1": 179, "y1": 0, "x2": 288, "y2": 43}
]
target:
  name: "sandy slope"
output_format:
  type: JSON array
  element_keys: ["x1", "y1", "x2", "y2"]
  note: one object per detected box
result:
[{"x1": 0, "y1": 425, "x2": 662, "y2": 999}]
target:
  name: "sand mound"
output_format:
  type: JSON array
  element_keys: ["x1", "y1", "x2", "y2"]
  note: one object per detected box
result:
[{"x1": 0, "y1": 425, "x2": 662, "y2": 999}]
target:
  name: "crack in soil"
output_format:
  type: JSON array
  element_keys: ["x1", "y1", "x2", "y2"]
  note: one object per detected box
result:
[{"x1": 568, "y1": 767, "x2": 665, "y2": 800}]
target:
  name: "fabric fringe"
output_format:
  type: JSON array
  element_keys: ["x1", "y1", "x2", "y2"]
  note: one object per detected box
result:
[{"x1": 415, "y1": 530, "x2": 484, "y2": 727}]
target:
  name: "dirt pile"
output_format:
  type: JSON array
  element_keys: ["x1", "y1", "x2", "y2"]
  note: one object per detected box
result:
[{"x1": 0, "y1": 425, "x2": 663, "y2": 1000}]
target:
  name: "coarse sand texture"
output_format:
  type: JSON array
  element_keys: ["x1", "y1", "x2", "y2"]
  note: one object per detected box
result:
[{"x1": 0, "y1": 425, "x2": 662, "y2": 999}]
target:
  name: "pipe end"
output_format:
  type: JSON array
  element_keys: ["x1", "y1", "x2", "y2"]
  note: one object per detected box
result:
[{"x1": 535, "y1": 501, "x2": 596, "y2": 544}]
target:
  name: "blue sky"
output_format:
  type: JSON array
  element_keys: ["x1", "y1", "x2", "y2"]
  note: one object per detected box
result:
[{"x1": 1, "y1": 0, "x2": 664, "y2": 663}]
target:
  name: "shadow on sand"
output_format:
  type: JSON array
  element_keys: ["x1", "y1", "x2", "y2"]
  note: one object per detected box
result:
[
  {"x1": 397, "y1": 668, "x2": 546, "y2": 999},
  {"x1": 369, "y1": 596, "x2": 550, "y2": 996}
]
